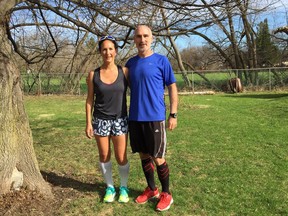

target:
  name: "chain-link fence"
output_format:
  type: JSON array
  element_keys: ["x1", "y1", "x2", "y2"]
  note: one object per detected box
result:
[
  {"x1": 21, "y1": 73, "x2": 85, "y2": 95},
  {"x1": 176, "y1": 67, "x2": 288, "y2": 93},
  {"x1": 21, "y1": 67, "x2": 288, "y2": 95}
]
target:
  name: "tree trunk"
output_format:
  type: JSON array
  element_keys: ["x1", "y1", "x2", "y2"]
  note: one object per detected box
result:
[
  {"x1": 159, "y1": 6, "x2": 192, "y2": 88},
  {"x1": 225, "y1": 0, "x2": 242, "y2": 69},
  {"x1": 0, "y1": 1, "x2": 52, "y2": 197}
]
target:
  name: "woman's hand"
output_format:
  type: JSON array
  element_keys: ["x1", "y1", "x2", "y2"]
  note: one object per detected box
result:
[{"x1": 85, "y1": 124, "x2": 94, "y2": 139}]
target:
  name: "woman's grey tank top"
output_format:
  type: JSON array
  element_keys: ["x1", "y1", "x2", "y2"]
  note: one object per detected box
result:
[{"x1": 93, "y1": 65, "x2": 128, "y2": 120}]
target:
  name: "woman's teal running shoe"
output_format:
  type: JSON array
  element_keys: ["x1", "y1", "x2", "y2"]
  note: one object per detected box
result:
[
  {"x1": 118, "y1": 186, "x2": 129, "y2": 203},
  {"x1": 104, "y1": 186, "x2": 116, "y2": 203}
]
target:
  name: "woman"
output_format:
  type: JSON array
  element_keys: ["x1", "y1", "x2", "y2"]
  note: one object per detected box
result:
[{"x1": 85, "y1": 36, "x2": 129, "y2": 203}]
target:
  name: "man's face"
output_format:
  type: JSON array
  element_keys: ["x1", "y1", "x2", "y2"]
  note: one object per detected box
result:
[{"x1": 134, "y1": 25, "x2": 153, "y2": 54}]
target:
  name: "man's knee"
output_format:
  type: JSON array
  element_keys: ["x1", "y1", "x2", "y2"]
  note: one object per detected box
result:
[{"x1": 153, "y1": 157, "x2": 165, "y2": 166}]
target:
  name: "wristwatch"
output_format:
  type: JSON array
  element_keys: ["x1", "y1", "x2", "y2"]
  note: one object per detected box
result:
[{"x1": 169, "y1": 113, "x2": 177, "y2": 118}]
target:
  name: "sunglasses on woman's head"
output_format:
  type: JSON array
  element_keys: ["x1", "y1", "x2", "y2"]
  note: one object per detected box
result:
[{"x1": 99, "y1": 35, "x2": 115, "y2": 41}]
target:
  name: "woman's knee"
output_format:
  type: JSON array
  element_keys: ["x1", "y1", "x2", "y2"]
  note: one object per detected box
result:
[
  {"x1": 115, "y1": 156, "x2": 128, "y2": 165},
  {"x1": 117, "y1": 157, "x2": 128, "y2": 165},
  {"x1": 99, "y1": 153, "x2": 110, "y2": 162}
]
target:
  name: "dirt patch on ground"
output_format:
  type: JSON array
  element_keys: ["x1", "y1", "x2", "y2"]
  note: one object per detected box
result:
[
  {"x1": 0, "y1": 171, "x2": 93, "y2": 216},
  {"x1": 0, "y1": 186, "x2": 79, "y2": 216}
]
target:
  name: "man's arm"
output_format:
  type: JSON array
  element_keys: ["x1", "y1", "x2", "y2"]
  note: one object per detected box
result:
[{"x1": 167, "y1": 83, "x2": 178, "y2": 130}]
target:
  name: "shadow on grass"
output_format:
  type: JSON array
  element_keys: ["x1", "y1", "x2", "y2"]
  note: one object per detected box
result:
[
  {"x1": 41, "y1": 171, "x2": 101, "y2": 192},
  {"x1": 224, "y1": 93, "x2": 288, "y2": 99},
  {"x1": 41, "y1": 171, "x2": 143, "y2": 199}
]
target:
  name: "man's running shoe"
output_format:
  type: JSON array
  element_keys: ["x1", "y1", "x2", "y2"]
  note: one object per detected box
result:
[
  {"x1": 103, "y1": 186, "x2": 116, "y2": 203},
  {"x1": 135, "y1": 187, "x2": 160, "y2": 204},
  {"x1": 118, "y1": 186, "x2": 129, "y2": 203},
  {"x1": 156, "y1": 192, "x2": 174, "y2": 211}
]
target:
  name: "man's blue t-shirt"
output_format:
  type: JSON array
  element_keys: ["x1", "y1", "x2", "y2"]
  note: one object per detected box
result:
[{"x1": 125, "y1": 53, "x2": 176, "y2": 121}]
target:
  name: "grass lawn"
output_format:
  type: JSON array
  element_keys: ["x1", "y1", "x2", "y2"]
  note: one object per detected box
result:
[{"x1": 24, "y1": 92, "x2": 288, "y2": 215}]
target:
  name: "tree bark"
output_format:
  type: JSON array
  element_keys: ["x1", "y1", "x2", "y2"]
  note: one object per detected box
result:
[{"x1": 0, "y1": 0, "x2": 52, "y2": 197}]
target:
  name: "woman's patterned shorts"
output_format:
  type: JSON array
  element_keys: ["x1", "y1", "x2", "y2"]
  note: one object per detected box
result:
[{"x1": 92, "y1": 117, "x2": 128, "y2": 136}]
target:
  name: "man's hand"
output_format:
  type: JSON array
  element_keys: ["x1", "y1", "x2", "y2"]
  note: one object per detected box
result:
[{"x1": 167, "y1": 117, "x2": 177, "y2": 130}]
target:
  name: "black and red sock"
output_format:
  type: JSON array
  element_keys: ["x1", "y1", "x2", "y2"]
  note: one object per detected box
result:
[
  {"x1": 141, "y1": 157, "x2": 156, "y2": 191},
  {"x1": 157, "y1": 161, "x2": 170, "y2": 193}
]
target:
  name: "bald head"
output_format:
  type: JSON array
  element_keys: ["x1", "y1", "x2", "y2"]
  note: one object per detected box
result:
[{"x1": 135, "y1": 25, "x2": 152, "y2": 36}]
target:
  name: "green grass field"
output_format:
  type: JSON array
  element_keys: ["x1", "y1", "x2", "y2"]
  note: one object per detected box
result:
[{"x1": 24, "y1": 92, "x2": 288, "y2": 215}]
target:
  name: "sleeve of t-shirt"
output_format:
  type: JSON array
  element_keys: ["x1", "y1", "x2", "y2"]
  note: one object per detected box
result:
[
  {"x1": 163, "y1": 56, "x2": 176, "y2": 86},
  {"x1": 125, "y1": 58, "x2": 131, "y2": 68}
]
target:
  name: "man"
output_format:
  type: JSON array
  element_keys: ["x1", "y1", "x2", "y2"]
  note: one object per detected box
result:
[{"x1": 125, "y1": 24, "x2": 178, "y2": 212}]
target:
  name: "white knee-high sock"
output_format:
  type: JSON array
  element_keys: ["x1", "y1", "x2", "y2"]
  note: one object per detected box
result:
[
  {"x1": 118, "y1": 162, "x2": 130, "y2": 187},
  {"x1": 99, "y1": 161, "x2": 114, "y2": 188}
]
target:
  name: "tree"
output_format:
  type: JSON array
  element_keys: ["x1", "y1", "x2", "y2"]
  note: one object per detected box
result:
[
  {"x1": 256, "y1": 19, "x2": 280, "y2": 67},
  {"x1": 274, "y1": 26, "x2": 288, "y2": 35},
  {"x1": 181, "y1": 46, "x2": 221, "y2": 70},
  {"x1": 273, "y1": 26, "x2": 288, "y2": 64},
  {"x1": 0, "y1": 0, "x2": 52, "y2": 196}
]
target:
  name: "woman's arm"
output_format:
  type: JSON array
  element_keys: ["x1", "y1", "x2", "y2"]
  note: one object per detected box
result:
[
  {"x1": 122, "y1": 66, "x2": 129, "y2": 85},
  {"x1": 85, "y1": 71, "x2": 95, "y2": 139}
]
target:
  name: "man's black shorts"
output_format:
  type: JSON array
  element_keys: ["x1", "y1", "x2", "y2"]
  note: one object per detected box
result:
[{"x1": 129, "y1": 121, "x2": 167, "y2": 158}]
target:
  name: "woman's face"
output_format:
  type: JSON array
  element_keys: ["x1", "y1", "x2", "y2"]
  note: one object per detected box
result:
[{"x1": 100, "y1": 40, "x2": 117, "y2": 64}]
